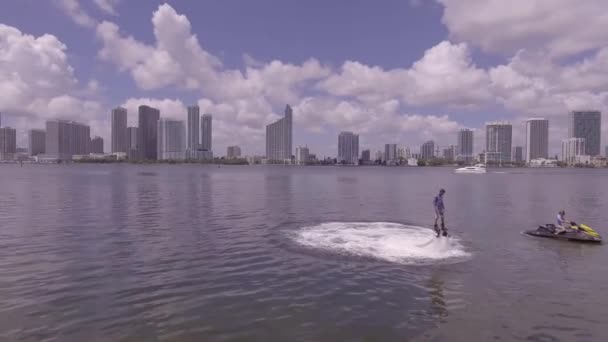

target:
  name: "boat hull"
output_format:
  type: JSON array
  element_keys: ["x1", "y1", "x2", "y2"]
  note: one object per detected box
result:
[{"x1": 525, "y1": 226, "x2": 602, "y2": 243}]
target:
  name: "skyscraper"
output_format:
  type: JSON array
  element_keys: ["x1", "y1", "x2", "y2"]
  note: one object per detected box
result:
[
  {"x1": 91, "y1": 136, "x2": 104, "y2": 154},
  {"x1": 384, "y1": 144, "x2": 397, "y2": 161},
  {"x1": 126, "y1": 126, "x2": 138, "y2": 159},
  {"x1": 187, "y1": 105, "x2": 200, "y2": 150},
  {"x1": 0, "y1": 112, "x2": 2, "y2": 127},
  {"x1": 227, "y1": 145, "x2": 242, "y2": 159},
  {"x1": 361, "y1": 149, "x2": 371, "y2": 162},
  {"x1": 137, "y1": 105, "x2": 160, "y2": 160},
  {"x1": 157, "y1": 119, "x2": 185, "y2": 160},
  {"x1": 512, "y1": 146, "x2": 523, "y2": 163},
  {"x1": 443, "y1": 145, "x2": 455, "y2": 161},
  {"x1": 486, "y1": 121, "x2": 512, "y2": 163},
  {"x1": 265, "y1": 105, "x2": 293, "y2": 162},
  {"x1": 0, "y1": 127, "x2": 17, "y2": 160},
  {"x1": 111, "y1": 107, "x2": 127, "y2": 153},
  {"x1": 561, "y1": 138, "x2": 586, "y2": 165},
  {"x1": 295, "y1": 146, "x2": 309, "y2": 165},
  {"x1": 45, "y1": 120, "x2": 90, "y2": 159},
  {"x1": 201, "y1": 113, "x2": 212, "y2": 151},
  {"x1": 421, "y1": 140, "x2": 435, "y2": 160},
  {"x1": 28, "y1": 129, "x2": 46, "y2": 156},
  {"x1": 338, "y1": 131, "x2": 359, "y2": 165},
  {"x1": 127, "y1": 127, "x2": 138, "y2": 150},
  {"x1": 525, "y1": 118, "x2": 549, "y2": 162},
  {"x1": 456, "y1": 128, "x2": 474, "y2": 162},
  {"x1": 568, "y1": 111, "x2": 601, "y2": 156}
]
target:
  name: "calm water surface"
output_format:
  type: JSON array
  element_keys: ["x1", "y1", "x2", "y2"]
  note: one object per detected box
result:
[{"x1": 1, "y1": 164, "x2": 608, "y2": 341}]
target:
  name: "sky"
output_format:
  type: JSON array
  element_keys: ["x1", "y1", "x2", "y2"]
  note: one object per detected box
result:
[{"x1": 1, "y1": 0, "x2": 607, "y2": 157}]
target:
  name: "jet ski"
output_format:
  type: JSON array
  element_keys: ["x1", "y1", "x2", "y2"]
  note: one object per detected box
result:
[{"x1": 525, "y1": 222, "x2": 602, "y2": 243}]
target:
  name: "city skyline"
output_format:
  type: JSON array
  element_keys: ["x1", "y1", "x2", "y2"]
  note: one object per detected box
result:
[{"x1": 2, "y1": 2, "x2": 608, "y2": 156}]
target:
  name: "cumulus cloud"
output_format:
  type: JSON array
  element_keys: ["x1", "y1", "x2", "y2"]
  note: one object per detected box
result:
[
  {"x1": 0, "y1": 23, "x2": 105, "y2": 147},
  {"x1": 438, "y1": 0, "x2": 608, "y2": 58},
  {"x1": 93, "y1": 0, "x2": 120, "y2": 16},
  {"x1": 54, "y1": 0, "x2": 97, "y2": 27}
]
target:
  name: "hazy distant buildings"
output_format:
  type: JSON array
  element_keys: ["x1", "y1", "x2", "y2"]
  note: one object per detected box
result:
[
  {"x1": 375, "y1": 150, "x2": 384, "y2": 162},
  {"x1": 456, "y1": 129, "x2": 474, "y2": 162},
  {"x1": 606, "y1": 145, "x2": 608, "y2": 158},
  {"x1": 111, "y1": 107, "x2": 127, "y2": 153},
  {"x1": 384, "y1": 144, "x2": 397, "y2": 162},
  {"x1": 361, "y1": 149, "x2": 371, "y2": 162},
  {"x1": 91, "y1": 136, "x2": 104, "y2": 154},
  {"x1": 512, "y1": 146, "x2": 523, "y2": 163},
  {"x1": 420, "y1": 140, "x2": 435, "y2": 160},
  {"x1": 525, "y1": 118, "x2": 549, "y2": 162},
  {"x1": 266, "y1": 105, "x2": 293, "y2": 162},
  {"x1": 0, "y1": 127, "x2": 17, "y2": 160},
  {"x1": 561, "y1": 138, "x2": 586, "y2": 165},
  {"x1": 443, "y1": 145, "x2": 455, "y2": 161},
  {"x1": 486, "y1": 121, "x2": 512, "y2": 163},
  {"x1": 227, "y1": 145, "x2": 242, "y2": 159},
  {"x1": 201, "y1": 113, "x2": 213, "y2": 152},
  {"x1": 45, "y1": 120, "x2": 90, "y2": 160},
  {"x1": 338, "y1": 131, "x2": 359, "y2": 165},
  {"x1": 569, "y1": 111, "x2": 601, "y2": 156},
  {"x1": 295, "y1": 146, "x2": 309, "y2": 165},
  {"x1": 137, "y1": 105, "x2": 160, "y2": 160},
  {"x1": 157, "y1": 119, "x2": 185, "y2": 160},
  {"x1": 187, "y1": 106, "x2": 200, "y2": 150},
  {"x1": 126, "y1": 126, "x2": 138, "y2": 159},
  {"x1": 28, "y1": 129, "x2": 46, "y2": 156}
]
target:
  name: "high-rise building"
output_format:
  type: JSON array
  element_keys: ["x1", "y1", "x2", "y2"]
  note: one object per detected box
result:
[
  {"x1": 295, "y1": 146, "x2": 309, "y2": 165},
  {"x1": 187, "y1": 105, "x2": 200, "y2": 150},
  {"x1": 605, "y1": 145, "x2": 608, "y2": 158},
  {"x1": 28, "y1": 129, "x2": 46, "y2": 156},
  {"x1": 127, "y1": 127, "x2": 138, "y2": 150},
  {"x1": 361, "y1": 149, "x2": 371, "y2": 162},
  {"x1": 525, "y1": 118, "x2": 549, "y2": 162},
  {"x1": 0, "y1": 127, "x2": 17, "y2": 160},
  {"x1": 568, "y1": 111, "x2": 601, "y2": 156},
  {"x1": 338, "y1": 131, "x2": 359, "y2": 165},
  {"x1": 0, "y1": 112, "x2": 2, "y2": 127},
  {"x1": 126, "y1": 126, "x2": 138, "y2": 159},
  {"x1": 486, "y1": 121, "x2": 512, "y2": 163},
  {"x1": 421, "y1": 140, "x2": 435, "y2": 160},
  {"x1": 375, "y1": 150, "x2": 384, "y2": 162},
  {"x1": 227, "y1": 145, "x2": 242, "y2": 159},
  {"x1": 91, "y1": 136, "x2": 104, "y2": 154},
  {"x1": 265, "y1": 105, "x2": 293, "y2": 162},
  {"x1": 456, "y1": 129, "x2": 474, "y2": 162},
  {"x1": 111, "y1": 107, "x2": 127, "y2": 153},
  {"x1": 45, "y1": 120, "x2": 90, "y2": 159},
  {"x1": 443, "y1": 145, "x2": 455, "y2": 161},
  {"x1": 384, "y1": 144, "x2": 397, "y2": 161},
  {"x1": 157, "y1": 119, "x2": 185, "y2": 160},
  {"x1": 137, "y1": 105, "x2": 160, "y2": 160},
  {"x1": 512, "y1": 146, "x2": 523, "y2": 162},
  {"x1": 561, "y1": 138, "x2": 586, "y2": 165},
  {"x1": 201, "y1": 113, "x2": 212, "y2": 151}
]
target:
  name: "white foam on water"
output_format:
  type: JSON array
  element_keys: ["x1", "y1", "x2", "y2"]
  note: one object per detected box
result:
[{"x1": 291, "y1": 222, "x2": 472, "y2": 265}]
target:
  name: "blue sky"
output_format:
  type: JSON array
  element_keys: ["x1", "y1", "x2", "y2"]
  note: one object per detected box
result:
[{"x1": 0, "y1": 0, "x2": 607, "y2": 156}]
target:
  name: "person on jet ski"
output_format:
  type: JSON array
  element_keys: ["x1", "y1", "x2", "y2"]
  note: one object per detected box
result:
[
  {"x1": 433, "y1": 189, "x2": 447, "y2": 237},
  {"x1": 555, "y1": 210, "x2": 568, "y2": 234}
]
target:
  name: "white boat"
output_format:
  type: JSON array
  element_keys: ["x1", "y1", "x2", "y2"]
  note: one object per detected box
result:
[{"x1": 454, "y1": 164, "x2": 487, "y2": 174}]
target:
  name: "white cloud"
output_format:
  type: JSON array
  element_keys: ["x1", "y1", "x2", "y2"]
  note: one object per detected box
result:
[
  {"x1": 319, "y1": 41, "x2": 491, "y2": 109},
  {"x1": 438, "y1": 0, "x2": 608, "y2": 57},
  {"x1": 93, "y1": 0, "x2": 120, "y2": 16},
  {"x1": 405, "y1": 41, "x2": 491, "y2": 107},
  {"x1": 0, "y1": 24, "x2": 106, "y2": 147},
  {"x1": 54, "y1": 0, "x2": 97, "y2": 28}
]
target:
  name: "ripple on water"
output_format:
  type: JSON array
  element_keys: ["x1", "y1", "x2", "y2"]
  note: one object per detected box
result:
[{"x1": 288, "y1": 222, "x2": 473, "y2": 265}]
